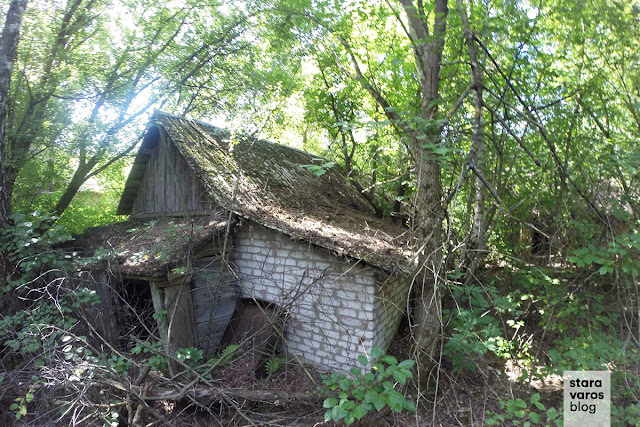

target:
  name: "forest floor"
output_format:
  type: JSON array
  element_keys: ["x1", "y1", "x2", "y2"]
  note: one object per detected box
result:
[
  {"x1": 141, "y1": 336, "x2": 566, "y2": 426},
  {"x1": 142, "y1": 326, "x2": 569, "y2": 426},
  {"x1": 144, "y1": 263, "x2": 638, "y2": 426},
  {"x1": 0, "y1": 264, "x2": 636, "y2": 426}
]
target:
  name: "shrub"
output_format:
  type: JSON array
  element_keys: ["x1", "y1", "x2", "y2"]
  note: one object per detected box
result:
[{"x1": 317, "y1": 346, "x2": 416, "y2": 425}]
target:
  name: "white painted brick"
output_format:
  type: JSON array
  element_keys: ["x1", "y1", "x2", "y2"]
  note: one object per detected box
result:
[
  {"x1": 232, "y1": 223, "x2": 409, "y2": 374},
  {"x1": 338, "y1": 307, "x2": 355, "y2": 317},
  {"x1": 360, "y1": 329, "x2": 374, "y2": 340},
  {"x1": 246, "y1": 245, "x2": 262, "y2": 254},
  {"x1": 341, "y1": 317, "x2": 365, "y2": 329}
]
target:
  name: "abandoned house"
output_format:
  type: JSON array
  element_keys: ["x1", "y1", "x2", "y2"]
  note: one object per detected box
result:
[{"x1": 70, "y1": 111, "x2": 415, "y2": 373}]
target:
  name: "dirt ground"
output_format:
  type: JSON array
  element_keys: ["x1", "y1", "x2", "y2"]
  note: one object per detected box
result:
[{"x1": 140, "y1": 332, "x2": 566, "y2": 427}]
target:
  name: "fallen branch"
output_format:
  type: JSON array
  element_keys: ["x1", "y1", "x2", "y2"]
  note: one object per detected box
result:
[{"x1": 98, "y1": 378, "x2": 326, "y2": 405}]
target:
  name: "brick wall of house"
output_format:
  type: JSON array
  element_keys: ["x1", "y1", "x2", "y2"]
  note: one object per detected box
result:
[
  {"x1": 231, "y1": 221, "x2": 408, "y2": 372},
  {"x1": 372, "y1": 274, "x2": 410, "y2": 351}
]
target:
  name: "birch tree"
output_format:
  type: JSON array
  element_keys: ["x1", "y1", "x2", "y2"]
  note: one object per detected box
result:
[{"x1": 0, "y1": 0, "x2": 28, "y2": 280}]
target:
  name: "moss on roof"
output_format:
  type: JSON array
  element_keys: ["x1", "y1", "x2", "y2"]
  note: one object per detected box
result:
[
  {"x1": 70, "y1": 214, "x2": 231, "y2": 277},
  {"x1": 119, "y1": 112, "x2": 414, "y2": 274}
]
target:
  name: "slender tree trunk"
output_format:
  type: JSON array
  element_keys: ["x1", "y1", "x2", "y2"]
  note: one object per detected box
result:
[
  {"x1": 0, "y1": 0, "x2": 28, "y2": 282},
  {"x1": 457, "y1": 0, "x2": 488, "y2": 281}
]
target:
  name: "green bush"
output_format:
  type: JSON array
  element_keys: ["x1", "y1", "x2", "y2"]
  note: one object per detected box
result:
[
  {"x1": 317, "y1": 346, "x2": 416, "y2": 425},
  {"x1": 486, "y1": 393, "x2": 561, "y2": 426}
]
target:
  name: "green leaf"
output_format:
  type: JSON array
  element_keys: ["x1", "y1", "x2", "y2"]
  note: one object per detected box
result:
[
  {"x1": 352, "y1": 402, "x2": 370, "y2": 420},
  {"x1": 344, "y1": 412, "x2": 355, "y2": 425},
  {"x1": 529, "y1": 412, "x2": 541, "y2": 423},
  {"x1": 382, "y1": 380, "x2": 395, "y2": 390},
  {"x1": 331, "y1": 405, "x2": 344, "y2": 422},
  {"x1": 342, "y1": 400, "x2": 356, "y2": 411},
  {"x1": 364, "y1": 389, "x2": 378, "y2": 403},
  {"x1": 358, "y1": 354, "x2": 368, "y2": 366},
  {"x1": 398, "y1": 359, "x2": 415, "y2": 369},
  {"x1": 381, "y1": 355, "x2": 398, "y2": 365},
  {"x1": 373, "y1": 393, "x2": 387, "y2": 411},
  {"x1": 352, "y1": 386, "x2": 365, "y2": 401},
  {"x1": 404, "y1": 400, "x2": 417, "y2": 411},
  {"x1": 392, "y1": 369, "x2": 409, "y2": 384},
  {"x1": 338, "y1": 377, "x2": 352, "y2": 391},
  {"x1": 371, "y1": 347, "x2": 382, "y2": 360},
  {"x1": 350, "y1": 367, "x2": 362, "y2": 376},
  {"x1": 546, "y1": 407, "x2": 558, "y2": 420},
  {"x1": 323, "y1": 398, "x2": 338, "y2": 408},
  {"x1": 386, "y1": 390, "x2": 406, "y2": 412}
]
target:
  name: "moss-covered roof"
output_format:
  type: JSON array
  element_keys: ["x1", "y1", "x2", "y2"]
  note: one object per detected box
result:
[
  {"x1": 119, "y1": 112, "x2": 414, "y2": 273},
  {"x1": 70, "y1": 214, "x2": 231, "y2": 277}
]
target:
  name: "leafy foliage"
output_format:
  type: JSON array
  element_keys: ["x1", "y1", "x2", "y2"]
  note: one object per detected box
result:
[
  {"x1": 486, "y1": 393, "x2": 560, "y2": 426},
  {"x1": 318, "y1": 347, "x2": 416, "y2": 425}
]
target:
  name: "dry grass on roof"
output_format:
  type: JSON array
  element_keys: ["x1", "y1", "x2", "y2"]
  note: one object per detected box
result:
[
  {"x1": 70, "y1": 213, "x2": 231, "y2": 277},
  {"x1": 244, "y1": 199, "x2": 415, "y2": 274},
  {"x1": 157, "y1": 113, "x2": 415, "y2": 273}
]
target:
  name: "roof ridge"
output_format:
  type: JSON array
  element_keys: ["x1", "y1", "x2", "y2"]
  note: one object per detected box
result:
[{"x1": 153, "y1": 110, "x2": 332, "y2": 160}]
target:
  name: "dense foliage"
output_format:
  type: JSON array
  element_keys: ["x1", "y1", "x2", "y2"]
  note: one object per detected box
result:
[{"x1": 0, "y1": 0, "x2": 638, "y2": 425}]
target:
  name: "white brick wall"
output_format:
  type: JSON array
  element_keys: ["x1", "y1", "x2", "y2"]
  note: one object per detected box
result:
[
  {"x1": 230, "y1": 221, "x2": 408, "y2": 372},
  {"x1": 372, "y1": 273, "x2": 410, "y2": 351}
]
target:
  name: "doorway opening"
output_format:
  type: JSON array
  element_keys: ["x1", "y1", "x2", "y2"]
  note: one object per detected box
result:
[{"x1": 117, "y1": 278, "x2": 157, "y2": 347}]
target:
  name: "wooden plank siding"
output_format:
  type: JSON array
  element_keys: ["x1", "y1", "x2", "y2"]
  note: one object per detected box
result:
[
  {"x1": 131, "y1": 129, "x2": 217, "y2": 215},
  {"x1": 191, "y1": 257, "x2": 239, "y2": 356}
]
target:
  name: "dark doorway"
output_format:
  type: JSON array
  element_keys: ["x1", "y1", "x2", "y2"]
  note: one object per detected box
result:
[
  {"x1": 531, "y1": 229, "x2": 549, "y2": 255},
  {"x1": 221, "y1": 299, "x2": 284, "y2": 377},
  {"x1": 118, "y1": 279, "x2": 156, "y2": 346}
]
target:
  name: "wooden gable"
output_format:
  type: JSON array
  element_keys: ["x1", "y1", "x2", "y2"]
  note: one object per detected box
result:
[{"x1": 119, "y1": 125, "x2": 216, "y2": 216}]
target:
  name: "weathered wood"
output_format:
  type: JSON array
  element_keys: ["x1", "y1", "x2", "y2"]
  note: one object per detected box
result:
[
  {"x1": 166, "y1": 271, "x2": 192, "y2": 287},
  {"x1": 191, "y1": 257, "x2": 239, "y2": 355},
  {"x1": 150, "y1": 282, "x2": 169, "y2": 345},
  {"x1": 129, "y1": 128, "x2": 217, "y2": 215},
  {"x1": 193, "y1": 239, "x2": 227, "y2": 259},
  {"x1": 221, "y1": 300, "x2": 282, "y2": 374},
  {"x1": 164, "y1": 282, "x2": 198, "y2": 351},
  {"x1": 163, "y1": 136, "x2": 175, "y2": 211},
  {"x1": 157, "y1": 130, "x2": 166, "y2": 211},
  {"x1": 71, "y1": 271, "x2": 118, "y2": 343}
]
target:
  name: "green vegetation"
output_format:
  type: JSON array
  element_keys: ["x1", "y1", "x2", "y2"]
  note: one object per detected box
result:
[
  {"x1": 0, "y1": 0, "x2": 638, "y2": 424},
  {"x1": 318, "y1": 347, "x2": 416, "y2": 425}
]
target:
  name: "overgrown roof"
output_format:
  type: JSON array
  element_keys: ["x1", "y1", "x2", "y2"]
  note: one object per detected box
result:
[
  {"x1": 71, "y1": 214, "x2": 231, "y2": 277},
  {"x1": 118, "y1": 112, "x2": 414, "y2": 273}
]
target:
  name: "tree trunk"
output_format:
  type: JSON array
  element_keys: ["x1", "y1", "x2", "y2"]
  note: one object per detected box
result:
[
  {"x1": 410, "y1": 134, "x2": 444, "y2": 385},
  {"x1": 457, "y1": 0, "x2": 488, "y2": 280},
  {"x1": 398, "y1": 0, "x2": 448, "y2": 388},
  {"x1": 332, "y1": 0, "x2": 448, "y2": 388},
  {"x1": 0, "y1": 0, "x2": 28, "y2": 282}
]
